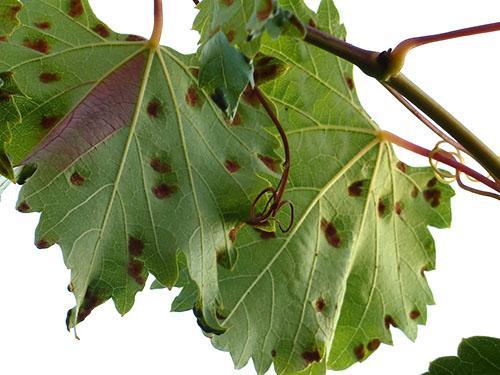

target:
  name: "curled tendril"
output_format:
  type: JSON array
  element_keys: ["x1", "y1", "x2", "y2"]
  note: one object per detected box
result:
[
  {"x1": 430, "y1": 140, "x2": 500, "y2": 200},
  {"x1": 429, "y1": 140, "x2": 462, "y2": 184},
  {"x1": 248, "y1": 87, "x2": 294, "y2": 232}
]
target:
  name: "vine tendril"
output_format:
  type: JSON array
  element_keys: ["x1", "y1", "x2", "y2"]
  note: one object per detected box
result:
[{"x1": 248, "y1": 87, "x2": 294, "y2": 232}]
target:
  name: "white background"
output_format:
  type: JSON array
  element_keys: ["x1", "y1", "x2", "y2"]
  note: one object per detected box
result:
[{"x1": 0, "y1": 1, "x2": 499, "y2": 374}]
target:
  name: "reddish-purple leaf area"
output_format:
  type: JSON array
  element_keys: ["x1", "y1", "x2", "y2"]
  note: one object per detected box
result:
[{"x1": 23, "y1": 52, "x2": 147, "y2": 171}]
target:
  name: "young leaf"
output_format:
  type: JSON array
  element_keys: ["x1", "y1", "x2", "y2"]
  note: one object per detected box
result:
[
  {"x1": 1, "y1": 0, "x2": 279, "y2": 328},
  {"x1": 182, "y1": 1, "x2": 454, "y2": 374},
  {"x1": 199, "y1": 31, "x2": 254, "y2": 120},
  {"x1": 426, "y1": 337, "x2": 500, "y2": 375},
  {"x1": 194, "y1": 0, "x2": 312, "y2": 56}
]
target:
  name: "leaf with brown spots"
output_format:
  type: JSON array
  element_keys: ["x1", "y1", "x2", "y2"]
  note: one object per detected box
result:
[
  {"x1": 1, "y1": 0, "x2": 278, "y2": 331},
  {"x1": 179, "y1": 2, "x2": 454, "y2": 374}
]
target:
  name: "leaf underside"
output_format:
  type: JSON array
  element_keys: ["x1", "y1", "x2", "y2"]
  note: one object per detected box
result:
[
  {"x1": 0, "y1": 1, "x2": 457, "y2": 375},
  {"x1": 0, "y1": 0, "x2": 279, "y2": 328},
  {"x1": 184, "y1": 1, "x2": 454, "y2": 374}
]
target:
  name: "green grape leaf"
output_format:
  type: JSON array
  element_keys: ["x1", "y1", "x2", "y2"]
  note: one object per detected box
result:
[
  {"x1": 194, "y1": 0, "x2": 311, "y2": 57},
  {"x1": 0, "y1": 0, "x2": 22, "y2": 180},
  {"x1": 426, "y1": 337, "x2": 500, "y2": 375},
  {"x1": 199, "y1": 31, "x2": 254, "y2": 120},
  {"x1": 181, "y1": 1, "x2": 455, "y2": 374},
  {"x1": 1, "y1": 0, "x2": 279, "y2": 329}
]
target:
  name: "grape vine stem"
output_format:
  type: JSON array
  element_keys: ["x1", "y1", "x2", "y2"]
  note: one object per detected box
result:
[{"x1": 303, "y1": 23, "x2": 500, "y2": 182}]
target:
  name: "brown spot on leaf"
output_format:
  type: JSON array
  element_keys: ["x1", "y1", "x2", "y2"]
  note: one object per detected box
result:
[
  {"x1": 302, "y1": 349, "x2": 321, "y2": 364},
  {"x1": 128, "y1": 236, "x2": 145, "y2": 257},
  {"x1": 222, "y1": 0, "x2": 233, "y2": 5},
  {"x1": 229, "y1": 228, "x2": 238, "y2": 243},
  {"x1": 395, "y1": 202, "x2": 402, "y2": 216},
  {"x1": 126, "y1": 34, "x2": 146, "y2": 42},
  {"x1": 150, "y1": 158, "x2": 170, "y2": 174},
  {"x1": 147, "y1": 99, "x2": 162, "y2": 118},
  {"x1": 23, "y1": 38, "x2": 49, "y2": 54},
  {"x1": 40, "y1": 116, "x2": 60, "y2": 130},
  {"x1": 367, "y1": 339, "x2": 381, "y2": 352},
  {"x1": 308, "y1": 19, "x2": 317, "y2": 28},
  {"x1": 92, "y1": 23, "x2": 110, "y2": 38},
  {"x1": 70, "y1": 172, "x2": 85, "y2": 186},
  {"x1": 226, "y1": 30, "x2": 235, "y2": 43},
  {"x1": 259, "y1": 155, "x2": 279, "y2": 173},
  {"x1": 10, "y1": 5, "x2": 21, "y2": 14},
  {"x1": 384, "y1": 315, "x2": 397, "y2": 329},
  {"x1": 0, "y1": 36, "x2": 7, "y2": 42},
  {"x1": 410, "y1": 310, "x2": 421, "y2": 320},
  {"x1": 378, "y1": 199, "x2": 386, "y2": 217},
  {"x1": 225, "y1": 160, "x2": 240, "y2": 173},
  {"x1": 128, "y1": 259, "x2": 145, "y2": 285},
  {"x1": 354, "y1": 344, "x2": 365, "y2": 361},
  {"x1": 397, "y1": 161, "x2": 407, "y2": 173},
  {"x1": 77, "y1": 290, "x2": 103, "y2": 323},
  {"x1": 427, "y1": 177, "x2": 438, "y2": 188},
  {"x1": 36, "y1": 239, "x2": 51, "y2": 249},
  {"x1": 348, "y1": 180, "x2": 364, "y2": 197},
  {"x1": 152, "y1": 183, "x2": 177, "y2": 199},
  {"x1": 186, "y1": 85, "x2": 199, "y2": 107},
  {"x1": 256, "y1": 229, "x2": 276, "y2": 240},
  {"x1": 345, "y1": 76, "x2": 354, "y2": 90},
  {"x1": 17, "y1": 201, "x2": 31, "y2": 213},
  {"x1": 35, "y1": 21, "x2": 51, "y2": 30},
  {"x1": 39, "y1": 72, "x2": 60, "y2": 83},
  {"x1": 256, "y1": 0, "x2": 273, "y2": 20},
  {"x1": 69, "y1": 0, "x2": 84, "y2": 18},
  {"x1": 321, "y1": 219, "x2": 341, "y2": 248},
  {"x1": 315, "y1": 298, "x2": 326, "y2": 312},
  {"x1": 271, "y1": 349, "x2": 277, "y2": 358},
  {"x1": 423, "y1": 189, "x2": 442, "y2": 207}
]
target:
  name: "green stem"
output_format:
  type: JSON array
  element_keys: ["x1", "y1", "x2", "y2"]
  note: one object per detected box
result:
[
  {"x1": 303, "y1": 25, "x2": 500, "y2": 181},
  {"x1": 386, "y1": 74, "x2": 500, "y2": 180}
]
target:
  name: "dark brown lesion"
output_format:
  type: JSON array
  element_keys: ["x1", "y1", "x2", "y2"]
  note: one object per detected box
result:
[
  {"x1": 321, "y1": 219, "x2": 341, "y2": 248},
  {"x1": 353, "y1": 344, "x2": 365, "y2": 361},
  {"x1": 302, "y1": 348, "x2": 321, "y2": 364},
  {"x1": 68, "y1": 0, "x2": 84, "y2": 18}
]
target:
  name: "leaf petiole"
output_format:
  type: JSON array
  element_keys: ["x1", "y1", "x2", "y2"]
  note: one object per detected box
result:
[
  {"x1": 381, "y1": 130, "x2": 500, "y2": 196},
  {"x1": 149, "y1": 0, "x2": 163, "y2": 48}
]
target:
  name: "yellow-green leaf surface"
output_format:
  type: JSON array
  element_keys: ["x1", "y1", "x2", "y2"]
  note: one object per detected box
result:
[
  {"x1": 191, "y1": 1, "x2": 454, "y2": 374},
  {"x1": 0, "y1": 0, "x2": 279, "y2": 328}
]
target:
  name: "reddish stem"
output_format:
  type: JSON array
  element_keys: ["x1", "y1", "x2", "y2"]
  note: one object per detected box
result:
[
  {"x1": 394, "y1": 22, "x2": 500, "y2": 56},
  {"x1": 149, "y1": 0, "x2": 163, "y2": 48},
  {"x1": 382, "y1": 131, "x2": 500, "y2": 194}
]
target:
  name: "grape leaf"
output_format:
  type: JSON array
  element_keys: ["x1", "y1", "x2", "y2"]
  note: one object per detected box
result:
[
  {"x1": 426, "y1": 337, "x2": 500, "y2": 375},
  {"x1": 194, "y1": 0, "x2": 312, "y2": 57},
  {"x1": 0, "y1": 0, "x2": 22, "y2": 180},
  {"x1": 186, "y1": 1, "x2": 454, "y2": 374},
  {"x1": 0, "y1": 0, "x2": 279, "y2": 328},
  {"x1": 198, "y1": 31, "x2": 254, "y2": 120}
]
